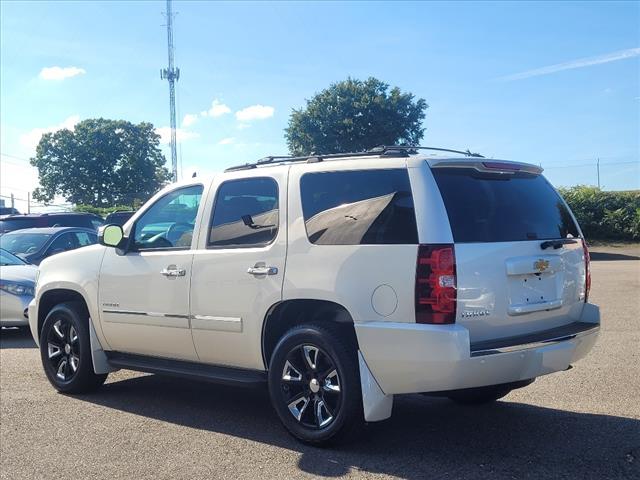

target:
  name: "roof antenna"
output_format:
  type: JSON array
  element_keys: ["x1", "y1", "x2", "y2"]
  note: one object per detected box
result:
[{"x1": 192, "y1": 171, "x2": 197, "y2": 178}]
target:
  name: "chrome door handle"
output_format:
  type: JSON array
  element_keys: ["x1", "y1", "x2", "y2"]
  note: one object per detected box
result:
[
  {"x1": 247, "y1": 265, "x2": 278, "y2": 276},
  {"x1": 160, "y1": 265, "x2": 186, "y2": 277}
]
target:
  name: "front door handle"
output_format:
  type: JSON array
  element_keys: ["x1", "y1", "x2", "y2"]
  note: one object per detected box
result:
[
  {"x1": 247, "y1": 264, "x2": 278, "y2": 276},
  {"x1": 160, "y1": 265, "x2": 186, "y2": 277}
]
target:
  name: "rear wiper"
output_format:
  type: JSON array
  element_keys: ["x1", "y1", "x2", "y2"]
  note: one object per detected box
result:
[{"x1": 540, "y1": 239, "x2": 578, "y2": 250}]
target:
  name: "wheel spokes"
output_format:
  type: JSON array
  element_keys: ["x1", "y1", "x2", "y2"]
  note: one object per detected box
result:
[
  {"x1": 282, "y1": 360, "x2": 303, "y2": 382},
  {"x1": 288, "y1": 394, "x2": 310, "y2": 422},
  {"x1": 56, "y1": 358, "x2": 68, "y2": 380},
  {"x1": 53, "y1": 321, "x2": 65, "y2": 340},
  {"x1": 48, "y1": 343, "x2": 62, "y2": 359},
  {"x1": 69, "y1": 355, "x2": 79, "y2": 372},
  {"x1": 69, "y1": 326, "x2": 78, "y2": 344},
  {"x1": 322, "y1": 369, "x2": 341, "y2": 393},
  {"x1": 315, "y1": 399, "x2": 333, "y2": 428},
  {"x1": 302, "y1": 345, "x2": 319, "y2": 371}
]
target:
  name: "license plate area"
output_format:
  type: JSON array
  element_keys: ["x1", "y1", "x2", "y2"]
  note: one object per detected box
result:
[{"x1": 505, "y1": 255, "x2": 563, "y2": 316}]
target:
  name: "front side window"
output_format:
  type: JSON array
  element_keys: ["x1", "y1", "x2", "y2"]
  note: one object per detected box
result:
[
  {"x1": 74, "y1": 232, "x2": 97, "y2": 247},
  {"x1": 208, "y1": 177, "x2": 279, "y2": 248},
  {"x1": 300, "y1": 169, "x2": 418, "y2": 245},
  {"x1": 48, "y1": 233, "x2": 78, "y2": 254},
  {"x1": 132, "y1": 185, "x2": 203, "y2": 250}
]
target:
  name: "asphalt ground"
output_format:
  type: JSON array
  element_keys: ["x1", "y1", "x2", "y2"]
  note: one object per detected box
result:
[{"x1": 1, "y1": 246, "x2": 638, "y2": 479}]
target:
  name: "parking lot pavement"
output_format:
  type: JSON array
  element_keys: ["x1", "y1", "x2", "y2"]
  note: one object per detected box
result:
[{"x1": 1, "y1": 257, "x2": 639, "y2": 480}]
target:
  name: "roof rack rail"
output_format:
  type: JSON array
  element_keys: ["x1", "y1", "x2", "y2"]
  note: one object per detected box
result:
[
  {"x1": 369, "y1": 145, "x2": 484, "y2": 158},
  {"x1": 224, "y1": 144, "x2": 483, "y2": 172}
]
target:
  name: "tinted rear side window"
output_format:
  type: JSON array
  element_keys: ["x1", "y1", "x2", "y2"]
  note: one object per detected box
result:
[
  {"x1": 209, "y1": 177, "x2": 279, "y2": 247},
  {"x1": 432, "y1": 168, "x2": 579, "y2": 243},
  {"x1": 300, "y1": 169, "x2": 418, "y2": 245}
]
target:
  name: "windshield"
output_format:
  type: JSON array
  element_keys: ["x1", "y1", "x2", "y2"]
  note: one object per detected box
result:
[
  {"x1": 0, "y1": 248, "x2": 26, "y2": 266},
  {"x1": 0, "y1": 233, "x2": 52, "y2": 256}
]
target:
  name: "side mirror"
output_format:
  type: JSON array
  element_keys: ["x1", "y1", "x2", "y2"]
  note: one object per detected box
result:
[{"x1": 99, "y1": 224, "x2": 125, "y2": 248}]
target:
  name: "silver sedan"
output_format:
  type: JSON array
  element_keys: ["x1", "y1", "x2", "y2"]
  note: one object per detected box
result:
[{"x1": 0, "y1": 249, "x2": 37, "y2": 327}]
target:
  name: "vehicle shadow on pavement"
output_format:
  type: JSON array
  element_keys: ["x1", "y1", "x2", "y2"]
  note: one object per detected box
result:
[
  {"x1": 0, "y1": 327, "x2": 36, "y2": 349},
  {"x1": 77, "y1": 374, "x2": 640, "y2": 480},
  {"x1": 590, "y1": 251, "x2": 639, "y2": 261}
]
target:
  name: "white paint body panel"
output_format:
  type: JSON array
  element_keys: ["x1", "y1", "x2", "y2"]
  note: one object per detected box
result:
[
  {"x1": 455, "y1": 241, "x2": 586, "y2": 342},
  {"x1": 285, "y1": 160, "x2": 418, "y2": 325},
  {"x1": 355, "y1": 303, "x2": 599, "y2": 395},
  {"x1": 189, "y1": 167, "x2": 288, "y2": 369}
]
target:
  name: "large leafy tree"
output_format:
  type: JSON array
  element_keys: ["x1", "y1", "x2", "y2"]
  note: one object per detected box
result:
[
  {"x1": 31, "y1": 118, "x2": 171, "y2": 207},
  {"x1": 285, "y1": 77, "x2": 428, "y2": 155}
]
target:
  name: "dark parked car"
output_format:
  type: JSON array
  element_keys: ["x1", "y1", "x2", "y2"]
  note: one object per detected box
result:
[
  {"x1": 0, "y1": 207, "x2": 20, "y2": 215},
  {"x1": 104, "y1": 210, "x2": 135, "y2": 226},
  {"x1": 0, "y1": 227, "x2": 98, "y2": 265},
  {"x1": 0, "y1": 212, "x2": 104, "y2": 235}
]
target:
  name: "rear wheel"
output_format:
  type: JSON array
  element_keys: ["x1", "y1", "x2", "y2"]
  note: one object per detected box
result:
[
  {"x1": 268, "y1": 323, "x2": 363, "y2": 445},
  {"x1": 447, "y1": 385, "x2": 512, "y2": 405},
  {"x1": 40, "y1": 302, "x2": 107, "y2": 393}
]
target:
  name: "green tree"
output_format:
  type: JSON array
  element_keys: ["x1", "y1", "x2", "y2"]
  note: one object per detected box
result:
[
  {"x1": 31, "y1": 118, "x2": 171, "y2": 207},
  {"x1": 285, "y1": 77, "x2": 428, "y2": 156}
]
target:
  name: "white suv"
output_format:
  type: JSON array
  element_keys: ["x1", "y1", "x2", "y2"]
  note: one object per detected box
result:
[{"x1": 29, "y1": 146, "x2": 600, "y2": 445}]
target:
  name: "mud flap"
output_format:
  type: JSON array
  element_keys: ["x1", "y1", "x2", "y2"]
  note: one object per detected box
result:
[
  {"x1": 358, "y1": 350, "x2": 393, "y2": 422},
  {"x1": 89, "y1": 319, "x2": 119, "y2": 374}
]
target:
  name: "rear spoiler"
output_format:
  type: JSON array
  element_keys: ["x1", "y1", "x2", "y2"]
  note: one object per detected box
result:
[{"x1": 429, "y1": 159, "x2": 543, "y2": 175}]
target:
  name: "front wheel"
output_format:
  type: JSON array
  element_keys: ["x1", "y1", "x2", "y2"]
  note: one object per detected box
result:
[
  {"x1": 268, "y1": 323, "x2": 363, "y2": 445},
  {"x1": 40, "y1": 302, "x2": 107, "y2": 393}
]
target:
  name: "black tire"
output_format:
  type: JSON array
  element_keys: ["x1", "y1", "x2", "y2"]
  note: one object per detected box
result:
[
  {"x1": 447, "y1": 385, "x2": 512, "y2": 405},
  {"x1": 39, "y1": 302, "x2": 108, "y2": 393},
  {"x1": 268, "y1": 323, "x2": 364, "y2": 446}
]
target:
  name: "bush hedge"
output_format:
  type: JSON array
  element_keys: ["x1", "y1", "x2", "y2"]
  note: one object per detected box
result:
[{"x1": 558, "y1": 186, "x2": 640, "y2": 241}]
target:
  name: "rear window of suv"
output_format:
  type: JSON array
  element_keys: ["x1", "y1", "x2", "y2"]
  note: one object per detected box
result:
[
  {"x1": 432, "y1": 168, "x2": 579, "y2": 243},
  {"x1": 0, "y1": 214, "x2": 100, "y2": 233},
  {"x1": 300, "y1": 169, "x2": 418, "y2": 245}
]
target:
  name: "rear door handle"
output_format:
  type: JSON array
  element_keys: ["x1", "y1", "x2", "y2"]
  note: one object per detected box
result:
[
  {"x1": 160, "y1": 265, "x2": 186, "y2": 277},
  {"x1": 247, "y1": 265, "x2": 278, "y2": 276}
]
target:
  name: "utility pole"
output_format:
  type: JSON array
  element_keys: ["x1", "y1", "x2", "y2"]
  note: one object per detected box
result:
[
  {"x1": 27, "y1": 192, "x2": 31, "y2": 214},
  {"x1": 10, "y1": 193, "x2": 14, "y2": 209},
  {"x1": 596, "y1": 158, "x2": 601, "y2": 189},
  {"x1": 160, "y1": 0, "x2": 180, "y2": 183}
]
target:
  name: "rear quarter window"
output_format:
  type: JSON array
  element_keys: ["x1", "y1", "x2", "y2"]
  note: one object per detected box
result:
[
  {"x1": 300, "y1": 169, "x2": 418, "y2": 245},
  {"x1": 432, "y1": 168, "x2": 579, "y2": 243}
]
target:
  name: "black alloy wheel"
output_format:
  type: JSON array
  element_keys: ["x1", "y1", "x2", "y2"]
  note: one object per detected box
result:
[
  {"x1": 40, "y1": 302, "x2": 108, "y2": 393},
  {"x1": 280, "y1": 344, "x2": 342, "y2": 429},
  {"x1": 268, "y1": 323, "x2": 363, "y2": 445}
]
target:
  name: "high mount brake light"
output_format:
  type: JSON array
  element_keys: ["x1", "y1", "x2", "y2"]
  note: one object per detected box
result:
[
  {"x1": 415, "y1": 244, "x2": 457, "y2": 324},
  {"x1": 582, "y1": 239, "x2": 591, "y2": 302},
  {"x1": 482, "y1": 161, "x2": 522, "y2": 171}
]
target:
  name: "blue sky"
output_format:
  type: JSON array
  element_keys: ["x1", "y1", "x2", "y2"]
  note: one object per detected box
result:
[{"x1": 1, "y1": 1, "x2": 639, "y2": 210}]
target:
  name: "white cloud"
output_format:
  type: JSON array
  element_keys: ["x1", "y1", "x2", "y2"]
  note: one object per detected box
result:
[
  {"x1": 155, "y1": 127, "x2": 199, "y2": 144},
  {"x1": 237, "y1": 123, "x2": 251, "y2": 130},
  {"x1": 217, "y1": 137, "x2": 235, "y2": 145},
  {"x1": 182, "y1": 113, "x2": 198, "y2": 127},
  {"x1": 39, "y1": 66, "x2": 86, "y2": 81},
  {"x1": 235, "y1": 104, "x2": 275, "y2": 122},
  {"x1": 202, "y1": 99, "x2": 231, "y2": 118},
  {"x1": 19, "y1": 115, "x2": 80, "y2": 150},
  {"x1": 498, "y1": 47, "x2": 640, "y2": 81}
]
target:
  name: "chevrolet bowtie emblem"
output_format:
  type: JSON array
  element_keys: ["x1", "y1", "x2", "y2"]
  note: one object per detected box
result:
[{"x1": 534, "y1": 259, "x2": 550, "y2": 273}]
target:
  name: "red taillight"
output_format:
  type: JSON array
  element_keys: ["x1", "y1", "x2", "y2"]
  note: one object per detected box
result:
[
  {"x1": 582, "y1": 238, "x2": 591, "y2": 302},
  {"x1": 415, "y1": 244, "x2": 457, "y2": 324}
]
